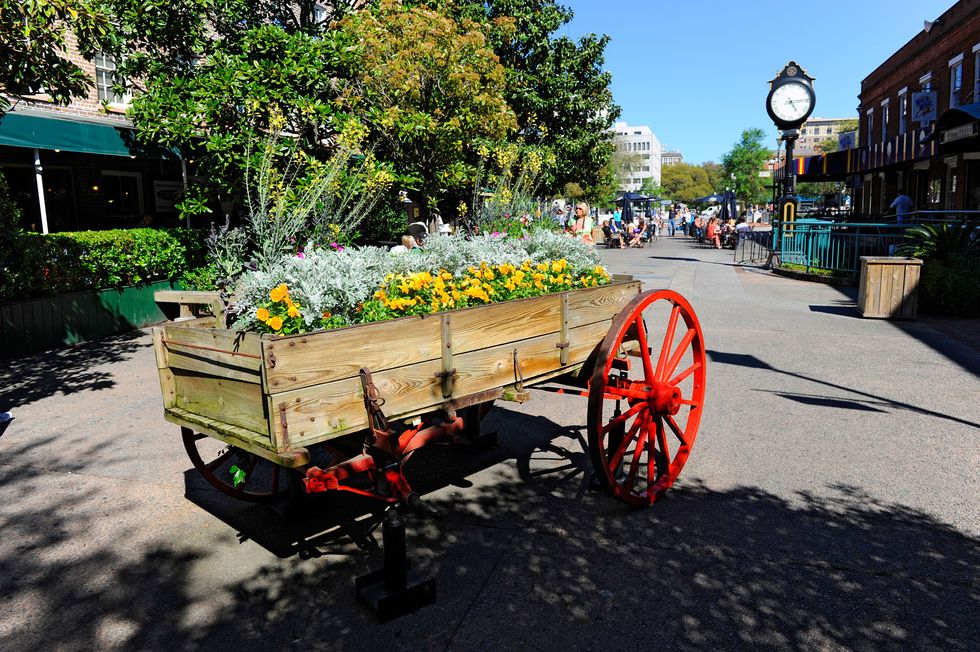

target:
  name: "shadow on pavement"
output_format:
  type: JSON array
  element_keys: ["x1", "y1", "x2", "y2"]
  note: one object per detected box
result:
[
  {"x1": 2, "y1": 405, "x2": 977, "y2": 649},
  {"x1": 0, "y1": 329, "x2": 147, "y2": 410},
  {"x1": 708, "y1": 349, "x2": 980, "y2": 430}
]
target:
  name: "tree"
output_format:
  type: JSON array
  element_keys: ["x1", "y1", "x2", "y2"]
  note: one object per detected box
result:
[
  {"x1": 412, "y1": 0, "x2": 620, "y2": 197},
  {"x1": 817, "y1": 137, "x2": 839, "y2": 153},
  {"x1": 660, "y1": 163, "x2": 712, "y2": 204},
  {"x1": 701, "y1": 162, "x2": 725, "y2": 193},
  {"x1": 339, "y1": 0, "x2": 516, "y2": 218},
  {"x1": 721, "y1": 128, "x2": 772, "y2": 205},
  {"x1": 0, "y1": 0, "x2": 115, "y2": 113},
  {"x1": 638, "y1": 176, "x2": 662, "y2": 198},
  {"x1": 115, "y1": 1, "x2": 360, "y2": 216}
]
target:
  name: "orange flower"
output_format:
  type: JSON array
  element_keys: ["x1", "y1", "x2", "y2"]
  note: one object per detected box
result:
[
  {"x1": 287, "y1": 305, "x2": 300, "y2": 318},
  {"x1": 269, "y1": 284, "x2": 289, "y2": 303},
  {"x1": 256, "y1": 307, "x2": 270, "y2": 322},
  {"x1": 268, "y1": 316, "x2": 284, "y2": 331}
]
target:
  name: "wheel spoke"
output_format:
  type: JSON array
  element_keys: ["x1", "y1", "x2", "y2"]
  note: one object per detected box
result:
[
  {"x1": 656, "y1": 416, "x2": 671, "y2": 466},
  {"x1": 205, "y1": 448, "x2": 235, "y2": 472},
  {"x1": 678, "y1": 399, "x2": 700, "y2": 407},
  {"x1": 601, "y1": 402, "x2": 646, "y2": 436},
  {"x1": 622, "y1": 419, "x2": 648, "y2": 494},
  {"x1": 662, "y1": 328, "x2": 696, "y2": 384},
  {"x1": 609, "y1": 414, "x2": 644, "y2": 472},
  {"x1": 647, "y1": 418, "x2": 659, "y2": 490},
  {"x1": 603, "y1": 384, "x2": 648, "y2": 402},
  {"x1": 669, "y1": 361, "x2": 702, "y2": 387},
  {"x1": 654, "y1": 304, "x2": 681, "y2": 381},
  {"x1": 665, "y1": 415, "x2": 688, "y2": 446},
  {"x1": 633, "y1": 316, "x2": 655, "y2": 382}
]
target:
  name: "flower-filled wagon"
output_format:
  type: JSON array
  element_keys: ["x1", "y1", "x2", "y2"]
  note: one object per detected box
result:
[{"x1": 153, "y1": 231, "x2": 706, "y2": 507}]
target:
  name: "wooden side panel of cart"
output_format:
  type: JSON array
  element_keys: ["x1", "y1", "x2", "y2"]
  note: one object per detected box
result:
[{"x1": 155, "y1": 279, "x2": 641, "y2": 460}]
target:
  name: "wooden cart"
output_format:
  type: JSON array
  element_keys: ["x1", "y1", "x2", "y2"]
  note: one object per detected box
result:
[{"x1": 153, "y1": 278, "x2": 706, "y2": 507}]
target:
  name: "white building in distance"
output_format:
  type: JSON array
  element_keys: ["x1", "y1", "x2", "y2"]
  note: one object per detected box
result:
[
  {"x1": 661, "y1": 151, "x2": 684, "y2": 166},
  {"x1": 611, "y1": 121, "x2": 662, "y2": 191}
]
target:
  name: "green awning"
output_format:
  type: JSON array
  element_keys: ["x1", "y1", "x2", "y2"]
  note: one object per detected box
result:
[{"x1": 0, "y1": 111, "x2": 179, "y2": 159}]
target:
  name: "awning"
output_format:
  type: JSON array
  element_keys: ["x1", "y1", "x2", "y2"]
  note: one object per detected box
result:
[
  {"x1": 0, "y1": 110, "x2": 179, "y2": 159},
  {"x1": 929, "y1": 102, "x2": 980, "y2": 147}
]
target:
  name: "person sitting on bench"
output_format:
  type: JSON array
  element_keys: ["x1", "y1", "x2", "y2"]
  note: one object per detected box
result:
[{"x1": 601, "y1": 219, "x2": 625, "y2": 248}]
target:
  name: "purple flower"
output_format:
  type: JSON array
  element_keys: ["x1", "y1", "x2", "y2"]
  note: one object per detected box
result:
[
  {"x1": 329, "y1": 242, "x2": 345, "y2": 251},
  {"x1": 296, "y1": 251, "x2": 306, "y2": 259}
]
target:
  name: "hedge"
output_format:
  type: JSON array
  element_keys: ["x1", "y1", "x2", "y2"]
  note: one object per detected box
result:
[{"x1": 0, "y1": 228, "x2": 207, "y2": 303}]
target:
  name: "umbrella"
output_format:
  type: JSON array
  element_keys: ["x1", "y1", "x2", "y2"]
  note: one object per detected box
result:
[
  {"x1": 694, "y1": 193, "x2": 726, "y2": 204},
  {"x1": 614, "y1": 191, "x2": 653, "y2": 203},
  {"x1": 621, "y1": 196, "x2": 634, "y2": 224}
]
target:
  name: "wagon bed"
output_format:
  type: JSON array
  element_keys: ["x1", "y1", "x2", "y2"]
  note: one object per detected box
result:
[{"x1": 154, "y1": 277, "x2": 706, "y2": 507}]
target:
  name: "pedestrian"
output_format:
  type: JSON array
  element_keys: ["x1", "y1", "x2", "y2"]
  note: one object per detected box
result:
[
  {"x1": 889, "y1": 189, "x2": 913, "y2": 224},
  {"x1": 572, "y1": 202, "x2": 594, "y2": 244},
  {"x1": 667, "y1": 205, "x2": 677, "y2": 237}
]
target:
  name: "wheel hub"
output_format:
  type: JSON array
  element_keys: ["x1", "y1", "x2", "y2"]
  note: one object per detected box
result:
[{"x1": 648, "y1": 382, "x2": 682, "y2": 416}]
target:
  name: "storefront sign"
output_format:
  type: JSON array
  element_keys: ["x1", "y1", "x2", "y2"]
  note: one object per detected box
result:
[
  {"x1": 912, "y1": 91, "x2": 937, "y2": 124},
  {"x1": 939, "y1": 122, "x2": 978, "y2": 144},
  {"x1": 153, "y1": 180, "x2": 184, "y2": 212}
]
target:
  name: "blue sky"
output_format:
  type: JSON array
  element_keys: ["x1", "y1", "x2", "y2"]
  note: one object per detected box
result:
[{"x1": 562, "y1": 0, "x2": 957, "y2": 164}]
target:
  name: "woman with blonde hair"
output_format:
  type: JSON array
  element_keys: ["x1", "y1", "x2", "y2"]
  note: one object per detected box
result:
[{"x1": 572, "y1": 202, "x2": 594, "y2": 244}]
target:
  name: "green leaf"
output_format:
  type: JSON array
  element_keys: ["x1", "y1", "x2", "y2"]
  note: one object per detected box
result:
[{"x1": 229, "y1": 464, "x2": 246, "y2": 488}]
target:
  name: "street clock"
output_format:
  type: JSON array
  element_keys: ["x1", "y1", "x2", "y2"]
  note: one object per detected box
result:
[{"x1": 766, "y1": 61, "x2": 816, "y2": 130}]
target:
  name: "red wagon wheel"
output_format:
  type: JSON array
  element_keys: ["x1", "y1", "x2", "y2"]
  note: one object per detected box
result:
[
  {"x1": 182, "y1": 427, "x2": 293, "y2": 503},
  {"x1": 587, "y1": 289, "x2": 706, "y2": 505}
]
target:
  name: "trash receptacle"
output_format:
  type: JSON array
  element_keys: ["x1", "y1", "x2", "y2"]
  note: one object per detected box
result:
[{"x1": 857, "y1": 256, "x2": 923, "y2": 319}]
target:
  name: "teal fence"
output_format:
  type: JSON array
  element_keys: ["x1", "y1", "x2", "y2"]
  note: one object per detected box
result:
[
  {"x1": 0, "y1": 279, "x2": 180, "y2": 358},
  {"x1": 778, "y1": 212, "x2": 978, "y2": 277}
]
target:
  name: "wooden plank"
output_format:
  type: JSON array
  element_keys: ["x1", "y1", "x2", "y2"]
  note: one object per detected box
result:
[
  {"x1": 166, "y1": 349, "x2": 263, "y2": 384},
  {"x1": 567, "y1": 281, "x2": 642, "y2": 328},
  {"x1": 857, "y1": 260, "x2": 868, "y2": 314},
  {"x1": 449, "y1": 294, "x2": 562, "y2": 355},
  {"x1": 164, "y1": 408, "x2": 308, "y2": 467},
  {"x1": 890, "y1": 265, "x2": 904, "y2": 318},
  {"x1": 263, "y1": 315, "x2": 442, "y2": 393},
  {"x1": 173, "y1": 370, "x2": 270, "y2": 437},
  {"x1": 272, "y1": 358, "x2": 444, "y2": 447},
  {"x1": 867, "y1": 263, "x2": 882, "y2": 317},
  {"x1": 272, "y1": 319, "x2": 612, "y2": 448},
  {"x1": 878, "y1": 262, "x2": 892, "y2": 317},
  {"x1": 161, "y1": 324, "x2": 262, "y2": 371}
]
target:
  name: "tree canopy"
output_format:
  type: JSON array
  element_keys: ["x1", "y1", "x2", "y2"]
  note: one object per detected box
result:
[
  {"x1": 339, "y1": 0, "x2": 516, "y2": 217},
  {"x1": 660, "y1": 163, "x2": 712, "y2": 204},
  {"x1": 721, "y1": 128, "x2": 772, "y2": 205}
]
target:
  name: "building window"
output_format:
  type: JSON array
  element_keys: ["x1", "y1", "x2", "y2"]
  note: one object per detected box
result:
[
  {"x1": 101, "y1": 171, "x2": 143, "y2": 220},
  {"x1": 313, "y1": 3, "x2": 327, "y2": 24},
  {"x1": 974, "y1": 45, "x2": 980, "y2": 105},
  {"x1": 866, "y1": 110, "x2": 873, "y2": 147},
  {"x1": 95, "y1": 53, "x2": 128, "y2": 105},
  {"x1": 898, "y1": 90, "x2": 908, "y2": 135},
  {"x1": 950, "y1": 59, "x2": 963, "y2": 108},
  {"x1": 881, "y1": 101, "x2": 889, "y2": 142}
]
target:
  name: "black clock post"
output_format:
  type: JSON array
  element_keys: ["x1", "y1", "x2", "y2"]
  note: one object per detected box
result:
[{"x1": 765, "y1": 61, "x2": 815, "y2": 261}]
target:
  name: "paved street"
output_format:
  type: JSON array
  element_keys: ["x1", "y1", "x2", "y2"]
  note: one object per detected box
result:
[{"x1": 1, "y1": 236, "x2": 978, "y2": 650}]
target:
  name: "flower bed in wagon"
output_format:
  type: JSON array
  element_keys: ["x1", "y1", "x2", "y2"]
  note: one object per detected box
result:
[{"x1": 230, "y1": 230, "x2": 612, "y2": 336}]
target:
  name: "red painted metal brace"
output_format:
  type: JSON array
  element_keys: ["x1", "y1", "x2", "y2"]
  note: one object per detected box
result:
[{"x1": 302, "y1": 367, "x2": 464, "y2": 500}]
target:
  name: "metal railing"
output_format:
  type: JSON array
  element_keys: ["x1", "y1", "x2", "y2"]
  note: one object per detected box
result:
[
  {"x1": 733, "y1": 228, "x2": 774, "y2": 265},
  {"x1": 777, "y1": 212, "x2": 979, "y2": 276}
]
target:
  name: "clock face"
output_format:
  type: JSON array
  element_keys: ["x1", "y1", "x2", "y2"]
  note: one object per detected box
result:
[{"x1": 770, "y1": 82, "x2": 812, "y2": 123}]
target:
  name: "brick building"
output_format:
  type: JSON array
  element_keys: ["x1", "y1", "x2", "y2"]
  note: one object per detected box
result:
[{"x1": 797, "y1": 0, "x2": 980, "y2": 218}]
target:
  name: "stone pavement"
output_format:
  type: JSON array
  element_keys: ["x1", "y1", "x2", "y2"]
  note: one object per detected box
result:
[{"x1": 1, "y1": 235, "x2": 978, "y2": 650}]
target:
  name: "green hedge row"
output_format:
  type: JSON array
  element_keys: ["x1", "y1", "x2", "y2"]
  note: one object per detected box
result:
[{"x1": 0, "y1": 228, "x2": 207, "y2": 303}]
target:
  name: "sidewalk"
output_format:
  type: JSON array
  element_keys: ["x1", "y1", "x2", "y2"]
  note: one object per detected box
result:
[{"x1": 1, "y1": 236, "x2": 977, "y2": 650}]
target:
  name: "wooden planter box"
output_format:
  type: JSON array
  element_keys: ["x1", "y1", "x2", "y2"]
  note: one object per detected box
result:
[
  {"x1": 857, "y1": 256, "x2": 922, "y2": 319},
  {"x1": 153, "y1": 278, "x2": 642, "y2": 466}
]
